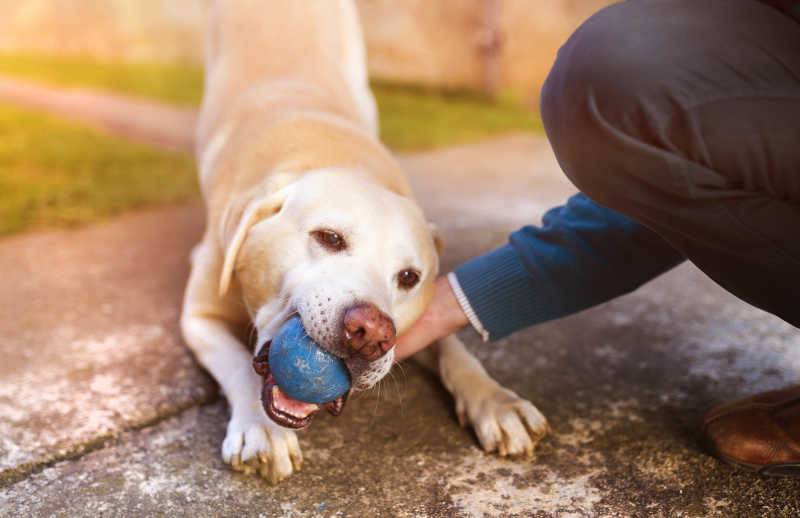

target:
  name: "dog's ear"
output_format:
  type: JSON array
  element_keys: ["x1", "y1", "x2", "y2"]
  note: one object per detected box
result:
[
  {"x1": 429, "y1": 222, "x2": 444, "y2": 257},
  {"x1": 219, "y1": 187, "x2": 291, "y2": 296}
]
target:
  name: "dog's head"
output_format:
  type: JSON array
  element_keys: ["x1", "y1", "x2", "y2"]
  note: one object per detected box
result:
[{"x1": 219, "y1": 168, "x2": 442, "y2": 427}]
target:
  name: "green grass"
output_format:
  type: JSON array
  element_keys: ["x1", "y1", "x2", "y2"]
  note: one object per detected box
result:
[
  {"x1": 372, "y1": 81, "x2": 542, "y2": 150},
  {"x1": 0, "y1": 53, "x2": 542, "y2": 150},
  {"x1": 0, "y1": 102, "x2": 198, "y2": 236},
  {"x1": 0, "y1": 53, "x2": 204, "y2": 106},
  {"x1": 0, "y1": 53, "x2": 542, "y2": 236}
]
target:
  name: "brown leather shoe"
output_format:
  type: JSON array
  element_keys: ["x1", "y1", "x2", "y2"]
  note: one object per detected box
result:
[{"x1": 702, "y1": 385, "x2": 800, "y2": 476}]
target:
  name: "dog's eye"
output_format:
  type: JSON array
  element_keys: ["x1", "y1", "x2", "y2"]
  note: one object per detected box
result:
[
  {"x1": 312, "y1": 229, "x2": 347, "y2": 252},
  {"x1": 397, "y1": 269, "x2": 420, "y2": 290}
]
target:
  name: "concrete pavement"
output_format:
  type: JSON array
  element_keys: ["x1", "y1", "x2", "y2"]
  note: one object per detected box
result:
[{"x1": 0, "y1": 86, "x2": 799, "y2": 516}]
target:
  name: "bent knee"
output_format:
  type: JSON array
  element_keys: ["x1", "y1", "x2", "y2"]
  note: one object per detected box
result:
[
  {"x1": 541, "y1": 0, "x2": 689, "y2": 114},
  {"x1": 540, "y1": 1, "x2": 697, "y2": 204}
]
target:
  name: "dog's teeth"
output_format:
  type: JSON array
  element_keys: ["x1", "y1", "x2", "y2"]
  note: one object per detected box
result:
[{"x1": 271, "y1": 385, "x2": 318, "y2": 418}]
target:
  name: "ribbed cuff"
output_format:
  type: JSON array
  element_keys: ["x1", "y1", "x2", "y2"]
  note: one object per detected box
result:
[
  {"x1": 447, "y1": 272, "x2": 490, "y2": 342},
  {"x1": 453, "y1": 244, "x2": 544, "y2": 341}
]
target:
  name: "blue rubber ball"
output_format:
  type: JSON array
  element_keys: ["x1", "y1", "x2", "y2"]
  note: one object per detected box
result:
[{"x1": 269, "y1": 316, "x2": 350, "y2": 404}]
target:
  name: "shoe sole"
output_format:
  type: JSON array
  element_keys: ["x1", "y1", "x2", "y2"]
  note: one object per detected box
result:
[{"x1": 702, "y1": 436, "x2": 800, "y2": 477}]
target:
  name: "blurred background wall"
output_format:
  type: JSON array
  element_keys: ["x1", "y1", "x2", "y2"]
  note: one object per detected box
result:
[
  {"x1": 0, "y1": 0, "x2": 615, "y2": 105},
  {"x1": 0, "y1": 1, "x2": 211, "y2": 62}
]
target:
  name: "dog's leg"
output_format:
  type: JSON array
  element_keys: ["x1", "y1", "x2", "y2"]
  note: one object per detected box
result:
[
  {"x1": 339, "y1": 0, "x2": 378, "y2": 136},
  {"x1": 181, "y1": 242, "x2": 302, "y2": 484},
  {"x1": 414, "y1": 335, "x2": 550, "y2": 457}
]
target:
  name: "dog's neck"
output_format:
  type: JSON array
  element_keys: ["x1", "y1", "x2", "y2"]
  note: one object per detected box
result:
[{"x1": 203, "y1": 112, "x2": 414, "y2": 236}]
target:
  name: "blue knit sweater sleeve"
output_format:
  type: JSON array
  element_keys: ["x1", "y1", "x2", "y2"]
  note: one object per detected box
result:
[{"x1": 452, "y1": 193, "x2": 685, "y2": 340}]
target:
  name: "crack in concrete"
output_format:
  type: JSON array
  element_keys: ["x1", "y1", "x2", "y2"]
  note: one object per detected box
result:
[{"x1": 0, "y1": 394, "x2": 220, "y2": 488}]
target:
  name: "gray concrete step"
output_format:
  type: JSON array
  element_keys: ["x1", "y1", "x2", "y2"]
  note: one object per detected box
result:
[
  {"x1": 0, "y1": 204, "x2": 215, "y2": 485},
  {"x1": 0, "y1": 81, "x2": 797, "y2": 515}
]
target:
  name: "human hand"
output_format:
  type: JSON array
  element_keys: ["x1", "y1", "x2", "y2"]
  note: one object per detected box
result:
[{"x1": 395, "y1": 275, "x2": 469, "y2": 361}]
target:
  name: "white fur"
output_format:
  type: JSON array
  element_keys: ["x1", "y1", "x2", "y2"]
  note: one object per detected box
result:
[
  {"x1": 244, "y1": 169, "x2": 431, "y2": 388},
  {"x1": 181, "y1": 246, "x2": 302, "y2": 484},
  {"x1": 420, "y1": 336, "x2": 550, "y2": 457},
  {"x1": 183, "y1": 0, "x2": 549, "y2": 485},
  {"x1": 197, "y1": 121, "x2": 233, "y2": 188}
]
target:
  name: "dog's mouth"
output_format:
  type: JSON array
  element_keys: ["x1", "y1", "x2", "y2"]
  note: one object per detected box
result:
[{"x1": 253, "y1": 341, "x2": 349, "y2": 429}]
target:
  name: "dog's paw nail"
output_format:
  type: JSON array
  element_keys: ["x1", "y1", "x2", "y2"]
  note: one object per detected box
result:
[
  {"x1": 525, "y1": 446, "x2": 534, "y2": 458},
  {"x1": 497, "y1": 434, "x2": 508, "y2": 457},
  {"x1": 266, "y1": 470, "x2": 288, "y2": 486},
  {"x1": 460, "y1": 386, "x2": 549, "y2": 460},
  {"x1": 222, "y1": 417, "x2": 302, "y2": 483},
  {"x1": 258, "y1": 450, "x2": 271, "y2": 466},
  {"x1": 230, "y1": 454, "x2": 245, "y2": 471},
  {"x1": 290, "y1": 452, "x2": 303, "y2": 471}
]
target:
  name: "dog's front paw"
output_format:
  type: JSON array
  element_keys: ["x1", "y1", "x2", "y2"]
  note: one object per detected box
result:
[
  {"x1": 222, "y1": 413, "x2": 303, "y2": 484},
  {"x1": 456, "y1": 383, "x2": 550, "y2": 458}
]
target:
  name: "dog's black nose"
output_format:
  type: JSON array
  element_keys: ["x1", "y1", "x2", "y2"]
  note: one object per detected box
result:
[{"x1": 342, "y1": 303, "x2": 396, "y2": 362}]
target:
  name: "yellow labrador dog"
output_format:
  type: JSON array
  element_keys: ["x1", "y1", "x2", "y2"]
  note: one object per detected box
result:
[{"x1": 181, "y1": 0, "x2": 549, "y2": 484}]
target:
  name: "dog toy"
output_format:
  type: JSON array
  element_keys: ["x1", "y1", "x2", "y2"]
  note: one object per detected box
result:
[{"x1": 268, "y1": 316, "x2": 350, "y2": 404}]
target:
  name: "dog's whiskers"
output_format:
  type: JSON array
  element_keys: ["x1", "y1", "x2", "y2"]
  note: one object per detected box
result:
[
  {"x1": 371, "y1": 378, "x2": 383, "y2": 418},
  {"x1": 393, "y1": 360, "x2": 407, "y2": 380},
  {"x1": 389, "y1": 368, "x2": 403, "y2": 406}
]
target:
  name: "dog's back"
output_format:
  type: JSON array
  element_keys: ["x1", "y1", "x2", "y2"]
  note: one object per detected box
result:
[
  {"x1": 183, "y1": 0, "x2": 548, "y2": 486},
  {"x1": 198, "y1": 0, "x2": 377, "y2": 154}
]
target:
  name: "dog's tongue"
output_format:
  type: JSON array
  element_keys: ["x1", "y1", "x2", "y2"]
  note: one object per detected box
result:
[
  {"x1": 254, "y1": 342, "x2": 349, "y2": 429},
  {"x1": 259, "y1": 373, "x2": 349, "y2": 429},
  {"x1": 271, "y1": 384, "x2": 319, "y2": 418},
  {"x1": 261, "y1": 375, "x2": 319, "y2": 428}
]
